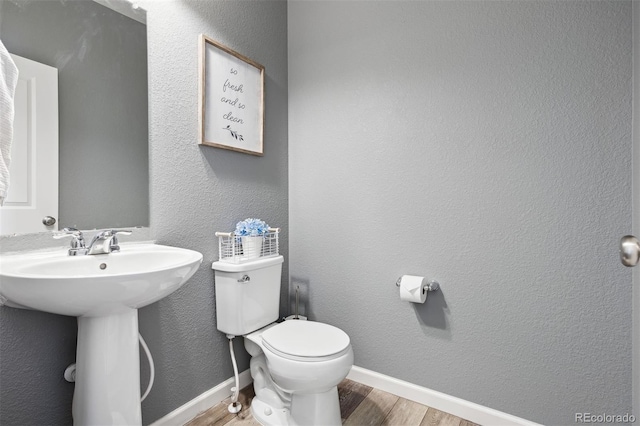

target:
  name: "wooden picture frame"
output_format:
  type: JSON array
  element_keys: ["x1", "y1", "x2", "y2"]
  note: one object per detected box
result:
[{"x1": 199, "y1": 34, "x2": 265, "y2": 156}]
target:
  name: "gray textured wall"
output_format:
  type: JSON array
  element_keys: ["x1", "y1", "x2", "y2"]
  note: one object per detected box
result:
[
  {"x1": 131, "y1": 0, "x2": 289, "y2": 423},
  {"x1": 0, "y1": 0, "x2": 148, "y2": 230},
  {"x1": 288, "y1": 1, "x2": 632, "y2": 425},
  {"x1": 0, "y1": 1, "x2": 288, "y2": 425}
]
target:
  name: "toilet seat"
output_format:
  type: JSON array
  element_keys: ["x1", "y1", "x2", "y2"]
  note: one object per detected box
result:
[{"x1": 261, "y1": 320, "x2": 351, "y2": 362}]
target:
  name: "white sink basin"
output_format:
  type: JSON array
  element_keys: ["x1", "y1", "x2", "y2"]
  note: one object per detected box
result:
[
  {"x1": 0, "y1": 243, "x2": 202, "y2": 317},
  {"x1": 0, "y1": 242, "x2": 203, "y2": 425}
]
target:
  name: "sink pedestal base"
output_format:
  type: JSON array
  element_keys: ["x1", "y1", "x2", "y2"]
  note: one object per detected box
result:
[{"x1": 74, "y1": 308, "x2": 142, "y2": 425}]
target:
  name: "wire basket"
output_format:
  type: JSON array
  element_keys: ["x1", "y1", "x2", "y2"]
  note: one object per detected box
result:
[{"x1": 215, "y1": 228, "x2": 280, "y2": 263}]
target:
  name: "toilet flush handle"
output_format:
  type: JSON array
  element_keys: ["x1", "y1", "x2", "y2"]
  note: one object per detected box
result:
[{"x1": 237, "y1": 275, "x2": 250, "y2": 283}]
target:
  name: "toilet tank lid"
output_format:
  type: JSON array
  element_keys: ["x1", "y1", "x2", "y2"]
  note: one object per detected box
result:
[
  {"x1": 262, "y1": 320, "x2": 350, "y2": 358},
  {"x1": 212, "y1": 255, "x2": 283, "y2": 272}
]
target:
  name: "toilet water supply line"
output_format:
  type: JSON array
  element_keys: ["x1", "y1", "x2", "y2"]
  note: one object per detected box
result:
[{"x1": 227, "y1": 335, "x2": 242, "y2": 414}]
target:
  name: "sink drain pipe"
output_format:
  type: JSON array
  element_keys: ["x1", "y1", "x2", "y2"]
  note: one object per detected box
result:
[
  {"x1": 138, "y1": 333, "x2": 155, "y2": 402},
  {"x1": 227, "y1": 335, "x2": 242, "y2": 414},
  {"x1": 63, "y1": 333, "x2": 155, "y2": 403}
]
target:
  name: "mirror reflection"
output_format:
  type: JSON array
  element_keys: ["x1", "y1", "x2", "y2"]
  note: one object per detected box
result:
[{"x1": 0, "y1": 0, "x2": 149, "y2": 235}]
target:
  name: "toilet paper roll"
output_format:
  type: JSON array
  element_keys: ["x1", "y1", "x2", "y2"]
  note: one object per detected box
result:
[{"x1": 399, "y1": 275, "x2": 428, "y2": 303}]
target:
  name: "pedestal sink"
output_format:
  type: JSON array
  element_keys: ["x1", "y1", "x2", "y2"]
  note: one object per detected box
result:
[{"x1": 0, "y1": 243, "x2": 203, "y2": 425}]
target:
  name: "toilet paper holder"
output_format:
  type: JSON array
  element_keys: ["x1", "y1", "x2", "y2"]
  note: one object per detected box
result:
[{"x1": 395, "y1": 277, "x2": 440, "y2": 293}]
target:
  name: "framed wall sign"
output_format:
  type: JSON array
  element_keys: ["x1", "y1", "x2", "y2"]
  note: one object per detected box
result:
[{"x1": 199, "y1": 34, "x2": 265, "y2": 156}]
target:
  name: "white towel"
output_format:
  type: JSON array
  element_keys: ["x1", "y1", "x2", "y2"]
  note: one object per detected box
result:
[{"x1": 0, "y1": 40, "x2": 18, "y2": 206}]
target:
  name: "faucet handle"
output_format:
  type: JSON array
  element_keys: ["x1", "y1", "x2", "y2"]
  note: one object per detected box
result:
[
  {"x1": 94, "y1": 229, "x2": 132, "y2": 238},
  {"x1": 53, "y1": 228, "x2": 88, "y2": 255},
  {"x1": 53, "y1": 227, "x2": 84, "y2": 243},
  {"x1": 99, "y1": 229, "x2": 133, "y2": 252}
]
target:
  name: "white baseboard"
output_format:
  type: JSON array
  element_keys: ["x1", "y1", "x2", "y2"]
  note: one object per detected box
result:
[
  {"x1": 150, "y1": 365, "x2": 540, "y2": 426},
  {"x1": 150, "y1": 369, "x2": 252, "y2": 426},
  {"x1": 347, "y1": 366, "x2": 541, "y2": 426}
]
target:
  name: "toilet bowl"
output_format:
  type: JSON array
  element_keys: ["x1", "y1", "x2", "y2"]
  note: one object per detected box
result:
[
  {"x1": 245, "y1": 320, "x2": 353, "y2": 426},
  {"x1": 212, "y1": 255, "x2": 354, "y2": 426}
]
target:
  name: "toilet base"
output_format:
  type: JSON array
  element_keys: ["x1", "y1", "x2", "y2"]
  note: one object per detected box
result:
[
  {"x1": 290, "y1": 386, "x2": 342, "y2": 426},
  {"x1": 250, "y1": 386, "x2": 342, "y2": 426}
]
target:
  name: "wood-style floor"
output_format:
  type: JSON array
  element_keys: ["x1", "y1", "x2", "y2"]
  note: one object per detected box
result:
[{"x1": 186, "y1": 379, "x2": 480, "y2": 426}]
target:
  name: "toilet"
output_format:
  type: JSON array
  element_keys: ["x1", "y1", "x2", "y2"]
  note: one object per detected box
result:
[{"x1": 213, "y1": 255, "x2": 353, "y2": 426}]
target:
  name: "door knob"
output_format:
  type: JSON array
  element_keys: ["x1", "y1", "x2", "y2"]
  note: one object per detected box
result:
[
  {"x1": 42, "y1": 216, "x2": 56, "y2": 227},
  {"x1": 620, "y1": 235, "x2": 640, "y2": 267}
]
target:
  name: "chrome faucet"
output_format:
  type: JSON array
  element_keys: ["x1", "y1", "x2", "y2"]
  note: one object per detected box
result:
[{"x1": 54, "y1": 228, "x2": 132, "y2": 256}]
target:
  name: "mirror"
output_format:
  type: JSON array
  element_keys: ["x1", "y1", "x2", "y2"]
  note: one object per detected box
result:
[{"x1": 0, "y1": 0, "x2": 149, "y2": 234}]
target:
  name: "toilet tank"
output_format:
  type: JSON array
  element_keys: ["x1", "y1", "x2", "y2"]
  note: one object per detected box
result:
[{"x1": 213, "y1": 255, "x2": 283, "y2": 336}]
